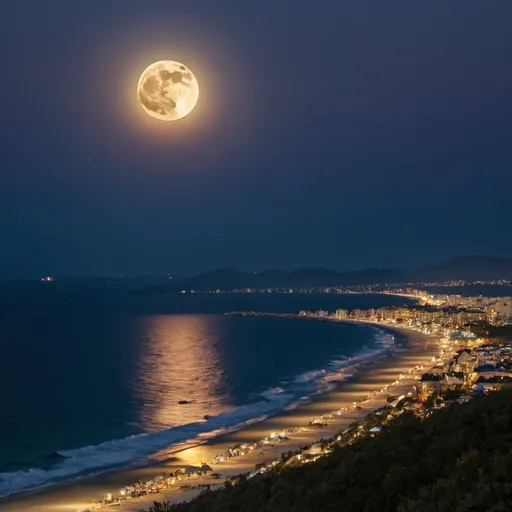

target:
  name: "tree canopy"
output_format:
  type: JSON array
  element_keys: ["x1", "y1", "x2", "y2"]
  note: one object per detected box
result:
[{"x1": 142, "y1": 389, "x2": 512, "y2": 512}]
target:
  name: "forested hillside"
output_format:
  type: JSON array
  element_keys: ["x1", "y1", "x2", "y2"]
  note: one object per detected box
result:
[{"x1": 143, "y1": 389, "x2": 512, "y2": 512}]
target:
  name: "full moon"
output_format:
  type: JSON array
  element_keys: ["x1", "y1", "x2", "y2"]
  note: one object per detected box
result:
[{"x1": 137, "y1": 60, "x2": 199, "y2": 122}]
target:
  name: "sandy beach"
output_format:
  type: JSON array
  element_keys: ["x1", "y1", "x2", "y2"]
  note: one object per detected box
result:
[{"x1": 0, "y1": 323, "x2": 441, "y2": 512}]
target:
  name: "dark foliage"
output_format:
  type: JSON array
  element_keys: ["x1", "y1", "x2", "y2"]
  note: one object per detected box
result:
[
  {"x1": 143, "y1": 389, "x2": 512, "y2": 512},
  {"x1": 141, "y1": 503, "x2": 173, "y2": 512}
]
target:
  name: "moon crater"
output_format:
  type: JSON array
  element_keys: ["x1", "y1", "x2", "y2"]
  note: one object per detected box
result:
[{"x1": 138, "y1": 61, "x2": 199, "y2": 121}]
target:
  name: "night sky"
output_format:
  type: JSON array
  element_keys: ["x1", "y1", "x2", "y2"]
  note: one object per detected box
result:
[{"x1": 1, "y1": 2, "x2": 511, "y2": 278}]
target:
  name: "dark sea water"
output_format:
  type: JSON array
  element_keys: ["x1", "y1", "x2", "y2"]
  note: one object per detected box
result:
[{"x1": 0, "y1": 285, "x2": 411, "y2": 496}]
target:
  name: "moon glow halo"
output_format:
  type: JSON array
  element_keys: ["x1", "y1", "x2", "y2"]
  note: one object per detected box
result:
[{"x1": 137, "y1": 60, "x2": 199, "y2": 122}]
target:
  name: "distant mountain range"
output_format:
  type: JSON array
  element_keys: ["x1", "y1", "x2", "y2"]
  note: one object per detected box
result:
[
  {"x1": 412, "y1": 256, "x2": 512, "y2": 283},
  {"x1": 141, "y1": 256, "x2": 512, "y2": 293}
]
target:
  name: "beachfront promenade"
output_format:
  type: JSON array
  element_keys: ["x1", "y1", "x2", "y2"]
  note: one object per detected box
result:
[
  {"x1": 1, "y1": 319, "x2": 442, "y2": 512},
  {"x1": 3, "y1": 289, "x2": 511, "y2": 512}
]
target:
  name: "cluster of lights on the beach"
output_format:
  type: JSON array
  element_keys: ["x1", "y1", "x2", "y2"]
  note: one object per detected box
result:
[
  {"x1": 70, "y1": 286, "x2": 512, "y2": 509},
  {"x1": 93, "y1": 345, "x2": 444, "y2": 510}
]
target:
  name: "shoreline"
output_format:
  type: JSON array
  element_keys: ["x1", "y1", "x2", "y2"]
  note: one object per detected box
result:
[{"x1": 0, "y1": 322, "x2": 441, "y2": 512}]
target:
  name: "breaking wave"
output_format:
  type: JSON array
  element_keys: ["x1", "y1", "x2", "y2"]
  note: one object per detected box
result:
[{"x1": 0, "y1": 326, "x2": 395, "y2": 498}]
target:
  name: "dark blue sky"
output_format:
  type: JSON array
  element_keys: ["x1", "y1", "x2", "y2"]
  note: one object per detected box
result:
[{"x1": 1, "y1": 2, "x2": 511, "y2": 277}]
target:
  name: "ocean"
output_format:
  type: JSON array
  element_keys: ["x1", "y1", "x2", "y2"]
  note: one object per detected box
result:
[{"x1": 0, "y1": 286, "x2": 412, "y2": 497}]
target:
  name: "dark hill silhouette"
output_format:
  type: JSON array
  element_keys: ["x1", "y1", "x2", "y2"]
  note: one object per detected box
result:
[
  {"x1": 182, "y1": 267, "x2": 404, "y2": 290},
  {"x1": 416, "y1": 255, "x2": 512, "y2": 281},
  {"x1": 139, "y1": 255, "x2": 512, "y2": 293}
]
